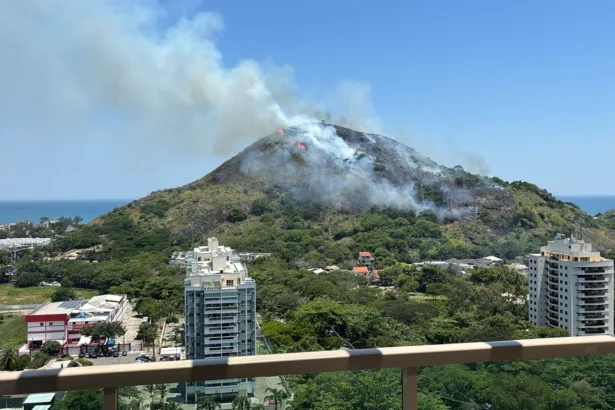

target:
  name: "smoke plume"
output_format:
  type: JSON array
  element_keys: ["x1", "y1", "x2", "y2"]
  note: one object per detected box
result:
[
  {"x1": 0, "y1": 1, "x2": 380, "y2": 157},
  {"x1": 240, "y1": 123, "x2": 478, "y2": 219}
]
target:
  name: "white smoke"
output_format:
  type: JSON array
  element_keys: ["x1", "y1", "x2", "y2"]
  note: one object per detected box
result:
[
  {"x1": 0, "y1": 0, "x2": 380, "y2": 157},
  {"x1": 240, "y1": 123, "x2": 474, "y2": 219}
]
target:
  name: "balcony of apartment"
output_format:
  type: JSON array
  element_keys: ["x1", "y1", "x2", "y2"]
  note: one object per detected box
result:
[
  {"x1": 4, "y1": 336, "x2": 615, "y2": 409},
  {"x1": 579, "y1": 267, "x2": 609, "y2": 274},
  {"x1": 205, "y1": 326, "x2": 239, "y2": 334},
  {"x1": 204, "y1": 308, "x2": 239, "y2": 315},
  {"x1": 576, "y1": 329, "x2": 609, "y2": 336},
  {"x1": 204, "y1": 318, "x2": 238, "y2": 325},
  {"x1": 578, "y1": 311, "x2": 609, "y2": 320},
  {"x1": 577, "y1": 320, "x2": 607, "y2": 328},
  {"x1": 547, "y1": 276, "x2": 559, "y2": 286},
  {"x1": 577, "y1": 305, "x2": 609, "y2": 314},
  {"x1": 547, "y1": 283, "x2": 559, "y2": 292},
  {"x1": 577, "y1": 282, "x2": 609, "y2": 291},
  {"x1": 204, "y1": 336, "x2": 239, "y2": 345},
  {"x1": 576, "y1": 296, "x2": 608, "y2": 305},
  {"x1": 547, "y1": 318, "x2": 559, "y2": 328},
  {"x1": 578, "y1": 289, "x2": 609, "y2": 297}
]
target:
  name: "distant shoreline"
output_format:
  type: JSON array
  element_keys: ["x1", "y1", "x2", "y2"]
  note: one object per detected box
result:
[
  {"x1": 557, "y1": 195, "x2": 615, "y2": 216},
  {"x1": 0, "y1": 199, "x2": 131, "y2": 225}
]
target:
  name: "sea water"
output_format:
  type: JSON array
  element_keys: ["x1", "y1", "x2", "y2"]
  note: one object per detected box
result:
[{"x1": 0, "y1": 200, "x2": 130, "y2": 224}]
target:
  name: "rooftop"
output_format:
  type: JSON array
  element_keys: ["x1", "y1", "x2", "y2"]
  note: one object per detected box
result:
[
  {"x1": 29, "y1": 300, "x2": 86, "y2": 316},
  {"x1": 353, "y1": 266, "x2": 369, "y2": 273},
  {"x1": 359, "y1": 251, "x2": 374, "y2": 258}
]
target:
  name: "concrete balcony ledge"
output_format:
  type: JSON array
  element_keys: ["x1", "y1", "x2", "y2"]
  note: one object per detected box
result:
[{"x1": 3, "y1": 336, "x2": 615, "y2": 410}]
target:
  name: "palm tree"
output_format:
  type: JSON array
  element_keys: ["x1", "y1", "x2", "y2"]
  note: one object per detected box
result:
[
  {"x1": 144, "y1": 385, "x2": 156, "y2": 408},
  {"x1": 127, "y1": 398, "x2": 143, "y2": 410},
  {"x1": 156, "y1": 384, "x2": 169, "y2": 406},
  {"x1": 163, "y1": 402, "x2": 184, "y2": 410},
  {"x1": 197, "y1": 396, "x2": 221, "y2": 410},
  {"x1": 0, "y1": 349, "x2": 18, "y2": 371},
  {"x1": 251, "y1": 404, "x2": 265, "y2": 410},
  {"x1": 73, "y1": 215, "x2": 83, "y2": 225},
  {"x1": 232, "y1": 395, "x2": 251, "y2": 410},
  {"x1": 39, "y1": 216, "x2": 49, "y2": 225},
  {"x1": 264, "y1": 388, "x2": 288, "y2": 410}
]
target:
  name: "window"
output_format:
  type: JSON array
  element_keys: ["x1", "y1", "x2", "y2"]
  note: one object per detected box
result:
[
  {"x1": 39, "y1": 322, "x2": 44, "y2": 326},
  {"x1": 226, "y1": 280, "x2": 234, "y2": 286}
]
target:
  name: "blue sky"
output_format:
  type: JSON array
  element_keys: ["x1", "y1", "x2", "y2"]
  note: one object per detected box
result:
[{"x1": 1, "y1": 0, "x2": 614, "y2": 199}]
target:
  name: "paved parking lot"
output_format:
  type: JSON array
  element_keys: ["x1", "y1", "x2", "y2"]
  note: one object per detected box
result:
[{"x1": 87, "y1": 351, "x2": 142, "y2": 366}]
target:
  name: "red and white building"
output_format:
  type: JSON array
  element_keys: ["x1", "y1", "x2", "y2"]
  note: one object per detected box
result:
[{"x1": 23, "y1": 294, "x2": 128, "y2": 353}]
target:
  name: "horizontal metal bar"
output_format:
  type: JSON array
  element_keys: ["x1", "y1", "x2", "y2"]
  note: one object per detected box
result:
[{"x1": 1, "y1": 335, "x2": 614, "y2": 395}]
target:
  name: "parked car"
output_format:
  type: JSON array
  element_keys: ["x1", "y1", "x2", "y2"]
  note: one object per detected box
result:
[
  {"x1": 78, "y1": 352, "x2": 85, "y2": 358},
  {"x1": 122, "y1": 351, "x2": 127, "y2": 356},
  {"x1": 112, "y1": 350, "x2": 119, "y2": 357},
  {"x1": 89, "y1": 352, "x2": 98, "y2": 359}
]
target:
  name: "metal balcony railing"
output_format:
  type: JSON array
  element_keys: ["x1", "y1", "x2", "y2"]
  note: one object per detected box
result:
[{"x1": 1, "y1": 336, "x2": 615, "y2": 410}]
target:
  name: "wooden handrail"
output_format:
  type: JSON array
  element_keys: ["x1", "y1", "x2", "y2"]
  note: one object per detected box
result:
[{"x1": 0, "y1": 336, "x2": 614, "y2": 395}]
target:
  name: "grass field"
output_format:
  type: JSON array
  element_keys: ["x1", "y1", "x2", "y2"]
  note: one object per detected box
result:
[
  {"x1": 0, "y1": 315, "x2": 27, "y2": 349},
  {"x1": 0, "y1": 285, "x2": 98, "y2": 306}
]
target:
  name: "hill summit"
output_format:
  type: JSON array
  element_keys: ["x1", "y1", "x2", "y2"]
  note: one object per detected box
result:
[
  {"x1": 198, "y1": 123, "x2": 515, "y2": 227},
  {"x1": 86, "y1": 123, "x2": 615, "y2": 260}
]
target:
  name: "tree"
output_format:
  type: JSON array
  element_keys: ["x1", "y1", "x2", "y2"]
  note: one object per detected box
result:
[
  {"x1": 80, "y1": 321, "x2": 126, "y2": 344},
  {"x1": 264, "y1": 388, "x2": 288, "y2": 410},
  {"x1": 74, "y1": 216, "x2": 83, "y2": 225},
  {"x1": 156, "y1": 384, "x2": 169, "y2": 407},
  {"x1": 41, "y1": 340, "x2": 62, "y2": 356},
  {"x1": 227, "y1": 208, "x2": 248, "y2": 223},
  {"x1": 53, "y1": 389, "x2": 103, "y2": 410},
  {"x1": 51, "y1": 287, "x2": 77, "y2": 302},
  {"x1": 232, "y1": 395, "x2": 251, "y2": 410},
  {"x1": 0, "y1": 349, "x2": 18, "y2": 371},
  {"x1": 15, "y1": 354, "x2": 31, "y2": 370},
  {"x1": 145, "y1": 384, "x2": 156, "y2": 408},
  {"x1": 163, "y1": 403, "x2": 184, "y2": 410},
  {"x1": 28, "y1": 351, "x2": 50, "y2": 369},
  {"x1": 197, "y1": 396, "x2": 221, "y2": 410},
  {"x1": 14, "y1": 271, "x2": 44, "y2": 288},
  {"x1": 162, "y1": 402, "x2": 184, "y2": 410},
  {"x1": 136, "y1": 323, "x2": 159, "y2": 361}
]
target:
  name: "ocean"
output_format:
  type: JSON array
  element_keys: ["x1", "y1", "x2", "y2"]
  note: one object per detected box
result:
[
  {"x1": 0, "y1": 200, "x2": 131, "y2": 224},
  {"x1": 0, "y1": 196, "x2": 613, "y2": 225},
  {"x1": 557, "y1": 196, "x2": 615, "y2": 216}
]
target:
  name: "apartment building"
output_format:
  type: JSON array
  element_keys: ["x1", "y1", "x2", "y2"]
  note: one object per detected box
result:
[
  {"x1": 527, "y1": 235, "x2": 614, "y2": 336},
  {"x1": 184, "y1": 238, "x2": 256, "y2": 403}
]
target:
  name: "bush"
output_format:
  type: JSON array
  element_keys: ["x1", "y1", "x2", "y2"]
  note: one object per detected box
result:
[
  {"x1": 250, "y1": 199, "x2": 271, "y2": 216},
  {"x1": 165, "y1": 316, "x2": 179, "y2": 324},
  {"x1": 227, "y1": 208, "x2": 248, "y2": 223},
  {"x1": 41, "y1": 340, "x2": 62, "y2": 356},
  {"x1": 14, "y1": 271, "x2": 44, "y2": 288},
  {"x1": 27, "y1": 352, "x2": 49, "y2": 369},
  {"x1": 15, "y1": 354, "x2": 31, "y2": 370},
  {"x1": 51, "y1": 287, "x2": 77, "y2": 302}
]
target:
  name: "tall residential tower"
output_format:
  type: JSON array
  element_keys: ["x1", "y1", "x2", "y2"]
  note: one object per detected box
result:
[
  {"x1": 184, "y1": 238, "x2": 256, "y2": 403},
  {"x1": 527, "y1": 235, "x2": 614, "y2": 336}
]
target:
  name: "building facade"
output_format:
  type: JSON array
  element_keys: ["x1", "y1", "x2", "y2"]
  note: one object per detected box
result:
[
  {"x1": 527, "y1": 235, "x2": 614, "y2": 336},
  {"x1": 24, "y1": 295, "x2": 128, "y2": 351},
  {"x1": 184, "y1": 238, "x2": 256, "y2": 403}
]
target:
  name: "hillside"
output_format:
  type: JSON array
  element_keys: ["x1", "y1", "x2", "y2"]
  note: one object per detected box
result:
[{"x1": 72, "y1": 123, "x2": 614, "y2": 262}]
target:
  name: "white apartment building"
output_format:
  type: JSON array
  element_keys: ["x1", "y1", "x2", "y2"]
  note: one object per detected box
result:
[
  {"x1": 184, "y1": 238, "x2": 256, "y2": 403},
  {"x1": 528, "y1": 235, "x2": 614, "y2": 336}
]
